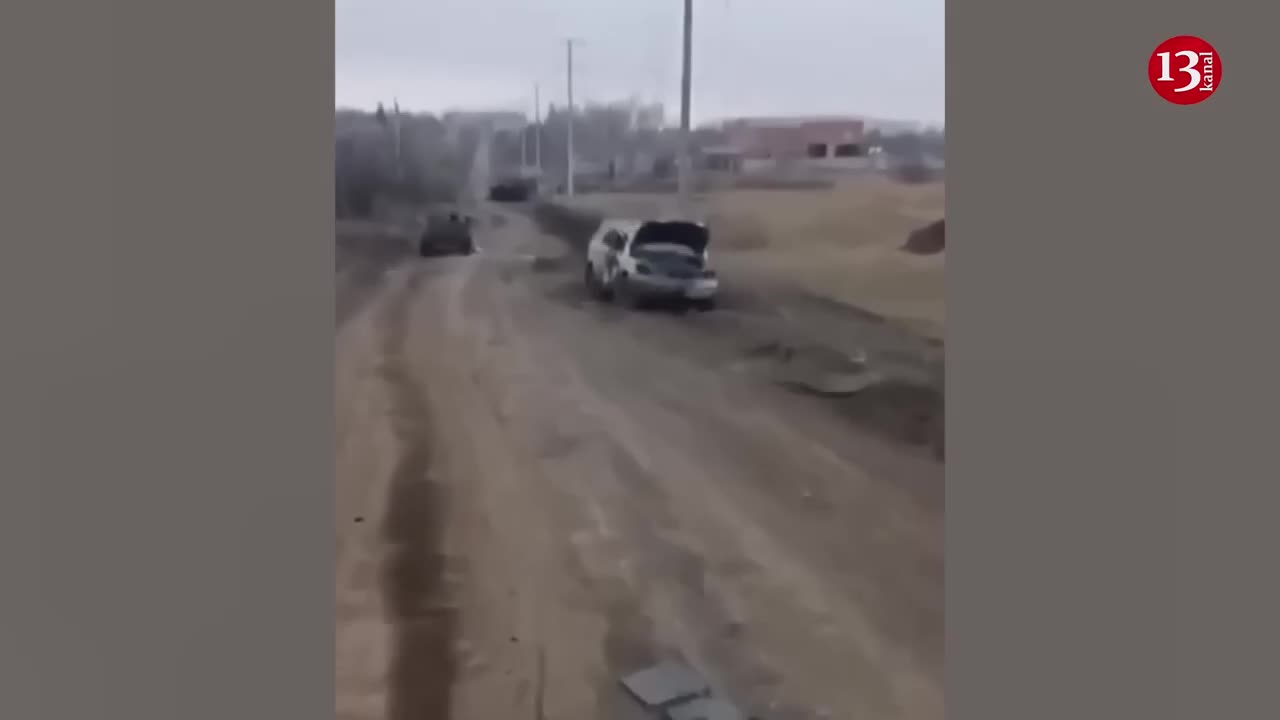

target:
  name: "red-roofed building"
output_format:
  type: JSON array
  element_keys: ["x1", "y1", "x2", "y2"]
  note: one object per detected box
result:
[{"x1": 722, "y1": 116, "x2": 867, "y2": 164}]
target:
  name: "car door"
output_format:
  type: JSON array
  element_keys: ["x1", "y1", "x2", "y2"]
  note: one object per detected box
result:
[
  {"x1": 598, "y1": 228, "x2": 627, "y2": 284},
  {"x1": 588, "y1": 226, "x2": 619, "y2": 280},
  {"x1": 588, "y1": 225, "x2": 613, "y2": 261},
  {"x1": 586, "y1": 226, "x2": 611, "y2": 271}
]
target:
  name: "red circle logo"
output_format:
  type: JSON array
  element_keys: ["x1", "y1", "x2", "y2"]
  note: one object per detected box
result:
[{"x1": 1149, "y1": 36, "x2": 1221, "y2": 105}]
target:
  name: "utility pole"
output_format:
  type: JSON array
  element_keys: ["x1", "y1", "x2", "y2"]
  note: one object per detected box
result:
[
  {"x1": 393, "y1": 98, "x2": 403, "y2": 181},
  {"x1": 566, "y1": 39, "x2": 578, "y2": 197},
  {"x1": 677, "y1": 0, "x2": 694, "y2": 211},
  {"x1": 534, "y1": 83, "x2": 542, "y2": 172}
]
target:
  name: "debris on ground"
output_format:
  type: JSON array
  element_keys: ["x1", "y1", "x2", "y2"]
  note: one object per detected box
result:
[
  {"x1": 779, "y1": 364, "x2": 883, "y2": 397},
  {"x1": 748, "y1": 341, "x2": 883, "y2": 397}
]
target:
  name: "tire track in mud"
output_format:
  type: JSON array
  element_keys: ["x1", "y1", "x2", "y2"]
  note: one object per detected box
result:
[
  {"x1": 502, "y1": 263, "x2": 938, "y2": 718},
  {"x1": 336, "y1": 223, "x2": 414, "y2": 328},
  {"x1": 488, "y1": 283, "x2": 785, "y2": 715},
  {"x1": 375, "y1": 268, "x2": 459, "y2": 720}
]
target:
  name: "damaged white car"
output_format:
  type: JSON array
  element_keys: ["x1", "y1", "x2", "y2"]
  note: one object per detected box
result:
[{"x1": 584, "y1": 219, "x2": 719, "y2": 311}]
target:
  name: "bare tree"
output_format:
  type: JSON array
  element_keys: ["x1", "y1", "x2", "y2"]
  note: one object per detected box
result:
[{"x1": 335, "y1": 108, "x2": 478, "y2": 219}]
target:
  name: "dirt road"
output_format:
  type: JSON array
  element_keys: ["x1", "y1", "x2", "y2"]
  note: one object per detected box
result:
[{"x1": 336, "y1": 207, "x2": 943, "y2": 720}]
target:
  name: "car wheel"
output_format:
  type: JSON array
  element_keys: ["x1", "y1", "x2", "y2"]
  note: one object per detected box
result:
[{"x1": 692, "y1": 297, "x2": 716, "y2": 312}]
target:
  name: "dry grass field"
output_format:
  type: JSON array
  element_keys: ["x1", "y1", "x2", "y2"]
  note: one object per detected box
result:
[{"x1": 564, "y1": 178, "x2": 946, "y2": 340}]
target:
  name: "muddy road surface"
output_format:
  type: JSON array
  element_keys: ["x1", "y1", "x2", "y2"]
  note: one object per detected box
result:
[{"x1": 336, "y1": 207, "x2": 943, "y2": 720}]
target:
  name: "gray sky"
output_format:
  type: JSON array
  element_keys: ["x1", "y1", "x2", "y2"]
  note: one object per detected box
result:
[{"x1": 335, "y1": 0, "x2": 944, "y2": 125}]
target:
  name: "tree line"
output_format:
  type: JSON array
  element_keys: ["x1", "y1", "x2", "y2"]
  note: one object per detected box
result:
[{"x1": 334, "y1": 105, "x2": 479, "y2": 219}]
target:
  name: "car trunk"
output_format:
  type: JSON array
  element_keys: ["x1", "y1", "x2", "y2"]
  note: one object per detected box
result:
[{"x1": 632, "y1": 221, "x2": 709, "y2": 255}]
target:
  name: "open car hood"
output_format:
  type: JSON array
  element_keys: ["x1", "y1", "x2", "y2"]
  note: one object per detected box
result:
[{"x1": 632, "y1": 221, "x2": 709, "y2": 255}]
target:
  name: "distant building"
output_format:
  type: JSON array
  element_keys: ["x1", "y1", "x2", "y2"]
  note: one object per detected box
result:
[
  {"x1": 699, "y1": 145, "x2": 744, "y2": 174},
  {"x1": 442, "y1": 110, "x2": 526, "y2": 135},
  {"x1": 713, "y1": 116, "x2": 870, "y2": 174},
  {"x1": 631, "y1": 102, "x2": 666, "y2": 132}
]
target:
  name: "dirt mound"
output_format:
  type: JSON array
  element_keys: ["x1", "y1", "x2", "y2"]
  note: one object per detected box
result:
[
  {"x1": 903, "y1": 218, "x2": 945, "y2": 255},
  {"x1": 738, "y1": 340, "x2": 944, "y2": 460}
]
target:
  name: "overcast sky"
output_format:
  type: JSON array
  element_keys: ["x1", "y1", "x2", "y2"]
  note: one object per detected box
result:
[{"x1": 335, "y1": 0, "x2": 944, "y2": 125}]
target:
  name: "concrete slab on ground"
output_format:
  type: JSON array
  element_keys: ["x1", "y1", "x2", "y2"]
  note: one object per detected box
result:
[{"x1": 620, "y1": 661, "x2": 712, "y2": 709}]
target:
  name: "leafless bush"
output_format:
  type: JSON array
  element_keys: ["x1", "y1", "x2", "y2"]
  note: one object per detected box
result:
[
  {"x1": 531, "y1": 202, "x2": 602, "y2": 255},
  {"x1": 334, "y1": 107, "x2": 472, "y2": 220}
]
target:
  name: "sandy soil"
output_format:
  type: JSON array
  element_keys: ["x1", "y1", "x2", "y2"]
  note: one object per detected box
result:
[
  {"x1": 335, "y1": 205, "x2": 943, "y2": 720},
  {"x1": 563, "y1": 180, "x2": 946, "y2": 340}
]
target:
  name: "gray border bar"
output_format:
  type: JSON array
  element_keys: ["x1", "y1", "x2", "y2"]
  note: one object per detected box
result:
[
  {"x1": 952, "y1": 0, "x2": 1277, "y2": 718},
  {"x1": 1, "y1": 1, "x2": 333, "y2": 716}
]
